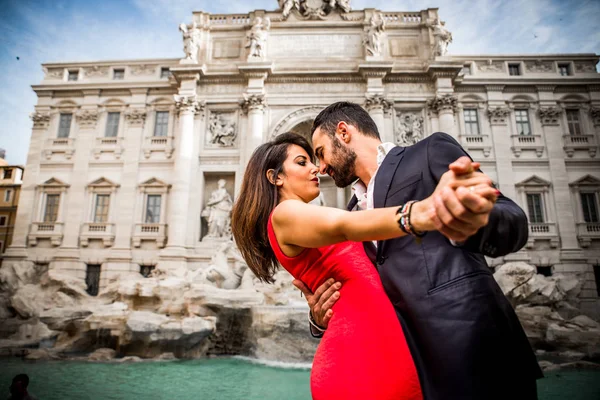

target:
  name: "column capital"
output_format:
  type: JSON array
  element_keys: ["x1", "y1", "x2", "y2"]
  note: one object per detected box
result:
[
  {"x1": 538, "y1": 106, "x2": 562, "y2": 126},
  {"x1": 365, "y1": 94, "x2": 392, "y2": 112},
  {"x1": 486, "y1": 106, "x2": 511, "y2": 125},
  {"x1": 174, "y1": 95, "x2": 205, "y2": 115},
  {"x1": 124, "y1": 108, "x2": 147, "y2": 127},
  {"x1": 241, "y1": 93, "x2": 267, "y2": 114},
  {"x1": 427, "y1": 94, "x2": 457, "y2": 115},
  {"x1": 30, "y1": 111, "x2": 51, "y2": 129}
]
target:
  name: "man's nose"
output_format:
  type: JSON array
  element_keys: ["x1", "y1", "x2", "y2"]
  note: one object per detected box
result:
[{"x1": 319, "y1": 163, "x2": 327, "y2": 175}]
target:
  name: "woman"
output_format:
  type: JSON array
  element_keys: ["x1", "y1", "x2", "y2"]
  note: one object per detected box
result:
[{"x1": 232, "y1": 133, "x2": 495, "y2": 400}]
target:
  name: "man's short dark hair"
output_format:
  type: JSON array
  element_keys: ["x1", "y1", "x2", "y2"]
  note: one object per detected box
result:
[
  {"x1": 311, "y1": 101, "x2": 381, "y2": 140},
  {"x1": 12, "y1": 374, "x2": 29, "y2": 387}
]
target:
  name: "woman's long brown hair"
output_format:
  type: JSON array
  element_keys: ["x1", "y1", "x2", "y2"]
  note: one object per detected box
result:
[{"x1": 232, "y1": 132, "x2": 315, "y2": 283}]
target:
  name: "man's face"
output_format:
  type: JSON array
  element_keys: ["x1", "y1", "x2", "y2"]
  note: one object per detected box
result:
[{"x1": 312, "y1": 127, "x2": 358, "y2": 188}]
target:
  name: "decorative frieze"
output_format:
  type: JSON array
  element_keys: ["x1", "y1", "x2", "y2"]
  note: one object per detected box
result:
[
  {"x1": 124, "y1": 108, "x2": 147, "y2": 126},
  {"x1": 84, "y1": 66, "x2": 110, "y2": 78},
  {"x1": 574, "y1": 62, "x2": 596, "y2": 73},
  {"x1": 486, "y1": 107, "x2": 511, "y2": 125},
  {"x1": 45, "y1": 68, "x2": 64, "y2": 79},
  {"x1": 395, "y1": 112, "x2": 424, "y2": 146},
  {"x1": 129, "y1": 64, "x2": 156, "y2": 76},
  {"x1": 75, "y1": 110, "x2": 99, "y2": 128},
  {"x1": 538, "y1": 107, "x2": 562, "y2": 126},
  {"x1": 427, "y1": 94, "x2": 457, "y2": 114},
  {"x1": 241, "y1": 94, "x2": 267, "y2": 114},
  {"x1": 30, "y1": 112, "x2": 51, "y2": 129},
  {"x1": 525, "y1": 60, "x2": 553, "y2": 73},
  {"x1": 207, "y1": 113, "x2": 237, "y2": 147},
  {"x1": 478, "y1": 60, "x2": 504, "y2": 73}
]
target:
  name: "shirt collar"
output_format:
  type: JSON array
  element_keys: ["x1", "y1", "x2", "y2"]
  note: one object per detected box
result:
[{"x1": 352, "y1": 142, "x2": 396, "y2": 196}]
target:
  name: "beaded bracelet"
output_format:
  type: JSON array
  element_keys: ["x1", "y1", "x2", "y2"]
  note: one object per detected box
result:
[{"x1": 396, "y1": 200, "x2": 426, "y2": 242}]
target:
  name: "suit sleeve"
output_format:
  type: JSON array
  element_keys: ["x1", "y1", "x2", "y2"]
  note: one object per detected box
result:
[{"x1": 426, "y1": 132, "x2": 529, "y2": 257}]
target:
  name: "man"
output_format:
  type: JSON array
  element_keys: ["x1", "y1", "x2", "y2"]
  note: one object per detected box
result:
[
  {"x1": 294, "y1": 102, "x2": 542, "y2": 399},
  {"x1": 7, "y1": 374, "x2": 38, "y2": 400}
]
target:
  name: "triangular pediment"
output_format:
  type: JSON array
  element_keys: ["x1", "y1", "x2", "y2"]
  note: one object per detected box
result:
[
  {"x1": 87, "y1": 177, "x2": 119, "y2": 188},
  {"x1": 139, "y1": 177, "x2": 169, "y2": 188},
  {"x1": 515, "y1": 175, "x2": 551, "y2": 187},
  {"x1": 39, "y1": 177, "x2": 69, "y2": 188},
  {"x1": 570, "y1": 174, "x2": 600, "y2": 187}
]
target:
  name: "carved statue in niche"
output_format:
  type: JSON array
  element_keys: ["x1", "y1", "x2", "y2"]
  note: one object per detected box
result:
[
  {"x1": 429, "y1": 18, "x2": 452, "y2": 56},
  {"x1": 280, "y1": 0, "x2": 300, "y2": 19},
  {"x1": 208, "y1": 113, "x2": 237, "y2": 147},
  {"x1": 363, "y1": 13, "x2": 385, "y2": 57},
  {"x1": 395, "y1": 113, "x2": 424, "y2": 146},
  {"x1": 178, "y1": 22, "x2": 201, "y2": 63},
  {"x1": 246, "y1": 17, "x2": 271, "y2": 60},
  {"x1": 202, "y1": 179, "x2": 233, "y2": 239}
]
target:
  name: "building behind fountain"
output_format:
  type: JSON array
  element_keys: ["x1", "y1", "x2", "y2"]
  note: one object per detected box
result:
[{"x1": 2, "y1": 0, "x2": 600, "y2": 319}]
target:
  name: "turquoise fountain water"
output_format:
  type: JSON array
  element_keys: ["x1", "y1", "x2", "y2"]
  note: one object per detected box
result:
[{"x1": 0, "y1": 357, "x2": 599, "y2": 400}]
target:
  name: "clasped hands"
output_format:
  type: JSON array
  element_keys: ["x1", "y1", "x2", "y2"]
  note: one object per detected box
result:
[{"x1": 293, "y1": 156, "x2": 498, "y2": 330}]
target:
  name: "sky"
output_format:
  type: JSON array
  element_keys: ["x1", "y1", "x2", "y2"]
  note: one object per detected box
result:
[{"x1": 0, "y1": 0, "x2": 599, "y2": 166}]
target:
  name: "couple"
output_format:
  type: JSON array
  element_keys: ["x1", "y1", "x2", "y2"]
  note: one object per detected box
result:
[{"x1": 232, "y1": 102, "x2": 542, "y2": 400}]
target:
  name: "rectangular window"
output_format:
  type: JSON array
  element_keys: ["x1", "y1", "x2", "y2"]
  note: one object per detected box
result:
[
  {"x1": 581, "y1": 192, "x2": 599, "y2": 223},
  {"x1": 93, "y1": 194, "x2": 110, "y2": 223},
  {"x1": 145, "y1": 194, "x2": 161, "y2": 223},
  {"x1": 160, "y1": 68, "x2": 171, "y2": 79},
  {"x1": 536, "y1": 266, "x2": 552, "y2": 277},
  {"x1": 140, "y1": 265, "x2": 155, "y2": 278},
  {"x1": 43, "y1": 194, "x2": 60, "y2": 223},
  {"x1": 526, "y1": 193, "x2": 545, "y2": 223},
  {"x1": 515, "y1": 110, "x2": 531, "y2": 136},
  {"x1": 508, "y1": 64, "x2": 521, "y2": 76},
  {"x1": 4, "y1": 189, "x2": 11, "y2": 202},
  {"x1": 558, "y1": 64, "x2": 571, "y2": 76},
  {"x1": 104, "y1": 112, "x2": 120, "y2": 137},
  {"x1": 3, "y1": 169, "x2": 12, "y2": 180},
  {"x1": 113, "y1": 69, "x2": 125, "y2": 80},
  {"x1": 0, "y1": 216, "x2": 7, "y2": 226},
  {"x1": 85, "y1": 264, "x2": 101, "y2": 296},
  {"x1": 67, "y1": 70, "x2": 78, "y2": 81},
  {"x1": 566, "y1": 109, "x2": 582, "y2": 135},
  {"x1": 463, "y1": 109, "x2": 480, "y2": 135},
  {"x1": 57, "y1": 113, "x2": 73, "y2": 138},
  {"x1": 153, "y1": 111, "x2": 169, "y2": 137}
]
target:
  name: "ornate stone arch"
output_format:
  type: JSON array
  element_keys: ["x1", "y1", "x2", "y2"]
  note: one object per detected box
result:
[{"x1": 270, "y1": 106, "x2": 325, "y2": 139}]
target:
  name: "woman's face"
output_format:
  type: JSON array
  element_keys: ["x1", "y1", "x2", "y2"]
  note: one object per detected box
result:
[{"x1": 276, "y1": 144, "x2": 320, "y2": 203}]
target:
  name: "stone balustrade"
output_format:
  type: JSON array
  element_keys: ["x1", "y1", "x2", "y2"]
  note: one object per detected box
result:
[
  {"x1": 132, "y1": 223, "x2": 167, "y2": 248},
  {"x1": 562, "y1": 134, "x2": 598, "y2": 157},
  {"x1": 526, "y1": 222, "x2": 559, "y2": 248},
  {"x1": 459, "y1": 134, "x2": 492, "y2": 157},
  {"x1": 577, "y1": 222, "x2": 600, "y2": 248},
  {"x1": 80, "y1": 222, "x2": 115, "y2": 247},
  {"x1": 143, "y1": 136, "x2": 174, "y2": 159},
  {"x1": 510, "y1": 134, "x2": 544, "y2": 157},
  {"x1": 44, "y1": 138, "x2": 76, "y2": 160},
  {"x1": 28, "y1": 222, "x2": 64, "y2": 247}
]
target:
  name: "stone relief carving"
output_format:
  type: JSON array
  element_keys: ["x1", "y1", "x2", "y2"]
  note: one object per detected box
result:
[
  {"x1": 590, "y1": 108, "x2": 600, "y2": 126},
  {"x1": 279, "y1": 0, "x2": 300, "y2": 19},
  {"x1": 538, "y1": 107, "x2": 562, "y2": 126},
  {"x1": 478, "y1": 60, "x2": 504, "y2": 73},
  {"x1": 575, "y1": 62, "x2": 596, "y2": 73},
  {"x1": 204, "y1": 241, "x2": 247, "y2": 289},
  {"x1": 246, "y1": 17, "x2": 270, "y2": 60},
  {"x1": 202, "y1": 179, "x2": 233, "y2": 240},
  {"x1": 30, "y1": 112, "x2": 51, "y2": 129},
  {"x1": 525, "y1": 61, "x2": 553, "y2": 73},
  {"x1": 395, "y1": 112, "x2": 424, "y2": 146},
  {"x1": 486, "y1": 107, "x2": 511, "y2": 125},
  {"x1": 427, "y1": 94, "x2": 457, "y2": 114},
  {"x1": 46, "y1": 68, "x2": 64, "y2": 79},
  {"x1": 178, "y1": 22, "x2": 201, "y2": 64},
  {"x1": 241, "y1": 94, "x2": 267, "y2": 114},
  {"x1": 124, "y1": 109, "x2": 147, "y2": 126},
  {"x1": 207, "y1": 113, "x2": 237, "y2": 147},
  {"x1": 428, "y1": 18, "x2": 452, "y2": 56},
  {"x1": 287, "y1": 0, "x2": 352, "y2": 20},
  {"x1": 130, "y1": 64, "x2": 156, "y2": 76},
  {"x1": 364, "y1": 94, "x2": 392, "y2": 112},
  {"x1": 84, "y1": 66, "x2": 110, "y2": 78},
  {"x1": 76, "y1": 110, "x2": 99, "y2": 128},
  {"x1": 363, "y1": 13, "x2": 385, "y2": 58}
]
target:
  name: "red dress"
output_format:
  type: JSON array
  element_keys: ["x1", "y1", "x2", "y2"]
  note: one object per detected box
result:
[{"x1": 268, "y1": 217, "x2": 423, "y2": 400}]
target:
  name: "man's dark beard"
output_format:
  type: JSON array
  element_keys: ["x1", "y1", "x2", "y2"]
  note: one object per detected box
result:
[{"x1": 328, "y1": 137, "x2": 358, "y2": 188}]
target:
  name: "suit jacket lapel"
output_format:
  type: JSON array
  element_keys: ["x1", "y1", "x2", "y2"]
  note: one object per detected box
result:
[
  {"x1": 347, "y1": 194, "x2": 358, "y2": 211},
  {"x1": 374, "y1": 146, "x2": 406, "y2": 259}
]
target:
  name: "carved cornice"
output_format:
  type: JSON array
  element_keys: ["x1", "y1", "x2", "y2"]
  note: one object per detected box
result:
[
  {"x1": 201, "y1": 78, "x2": 246, "y2": 85},
  {"x1": 365, "y1": 94, "x2": 393, "y2": 112},
  {"x1": 75, "y1": 110, "x2": 99, "y2": 128},
  {"x1": 555, "y1": 85, "x2": 588, "y2": 93},
  {"x1": 124, "y1": 108, "x2": 147, "y2": 126},
  {"x1": 538, "y1": 107, "x2": 562, "y2": 126},
  {"x1": 30, "y1": 112, "x2": 51, "y2": 129},
  {"x1": 384, "y1": 75, "x2": 430, "y2": 83},
  {"x1": 486, "y1": 107, "x2": 511, "y2": 125},
  {"x1": 454, "y1": 85, "x2": 486, "y2": 93},
  {"x1": 503, "y1": 86, "x2": 537, "y2": 93},
  {"x1": 536, "y1": 85, "x2": 556, "y2": 93},
  {"x1": 427, "y1": 94, "x2": 457, "y2": 114},
  {"x1": 174, "y1": 95, "x2": 204, "y2": 115},
  {"x1": 241, "y1": 94, "x2": 267, "y2": 114},
  {"x1": 588, "y1": 85, "x2": 600, "y2": 92},
  {"x1": 590, "y1": 108, "x2": 600, "y2": 126},
  {"x1": 268, "y1": 76, "x2": 364, "y2": 83},
  {"x1": 485, "y1": 85, "x2": 505, "y2": 92}
]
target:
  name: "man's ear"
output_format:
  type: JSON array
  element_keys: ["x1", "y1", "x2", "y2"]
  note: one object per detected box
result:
[
  {"x1": 336, "y1": 121, "x2": 352, "y2": 144},
  {"x1": 266, "y1": 169, "x2": 284, "y2": 187}
]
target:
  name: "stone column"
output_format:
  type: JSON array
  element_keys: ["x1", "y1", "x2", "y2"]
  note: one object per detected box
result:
[
  {"x1": 538, "y1": 103, "x2": 579, "y2": 250},
  {"x1": 242, "y1": 94, "x2": 267, "y2": 163},
  {"x1": 164, "y1": 95, "x2": 203, "y2": 254},
  {"x1": 365, "y1": 94, "x2": 392, "y2": 141},
  {"x1": 428, "y1": 94, "x2": 457, "y2": 137},
  {"x1": 486, "y1": 105, "x2": 515, "y2": 199}
]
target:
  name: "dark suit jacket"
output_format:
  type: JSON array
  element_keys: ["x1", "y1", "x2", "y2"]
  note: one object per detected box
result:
[{"x1": 349, "y1": 133, "x2": 542, "y2": 400}]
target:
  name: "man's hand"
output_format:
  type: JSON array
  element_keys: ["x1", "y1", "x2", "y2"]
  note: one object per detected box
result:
[
  {"x1": 429, "y1": 157, "x2": 499, "y2": 242},
  {"x1": 293, "y1": 278, "x2": 341, "y2": 329}
]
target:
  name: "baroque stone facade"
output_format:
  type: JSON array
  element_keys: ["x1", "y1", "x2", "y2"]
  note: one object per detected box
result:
[{"x1": 4, "y1": 1, "x2": 600, "y2": 318}]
